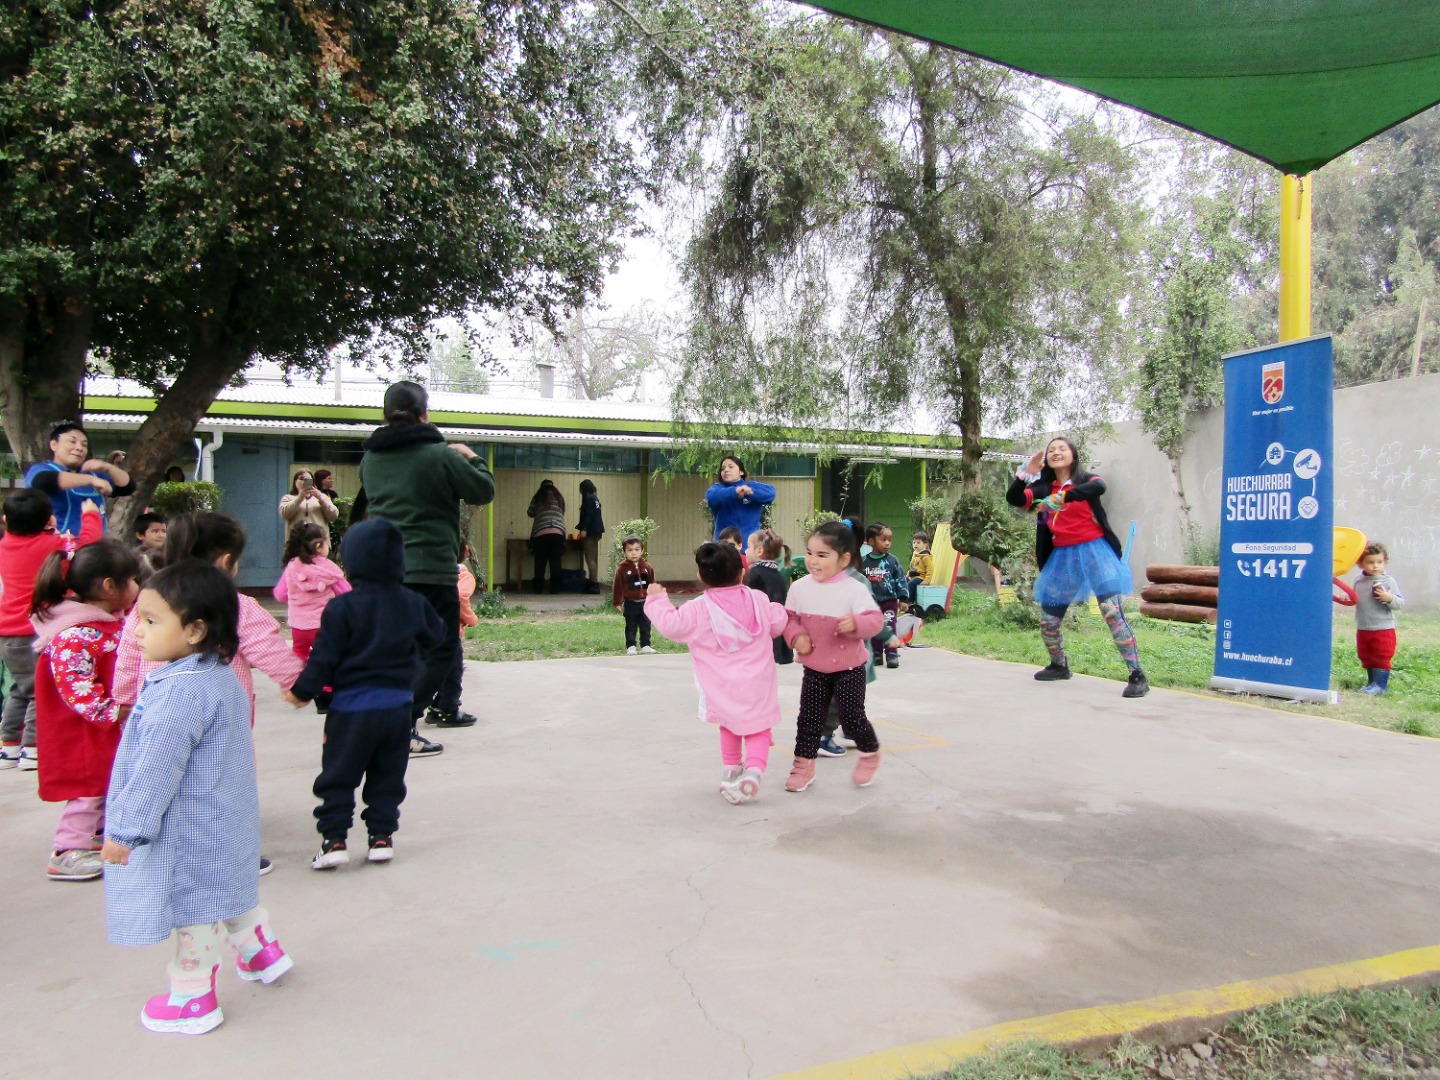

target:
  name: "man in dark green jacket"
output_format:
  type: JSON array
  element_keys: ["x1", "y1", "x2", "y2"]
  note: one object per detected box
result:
[{"x1": 358, "y1": 382, "x2": 495, "y2": 755}]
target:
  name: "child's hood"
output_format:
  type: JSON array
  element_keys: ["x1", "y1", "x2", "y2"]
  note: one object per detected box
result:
[
  {"x1": 31, "y1": 599, "x2": 120, "y2": 650},
  {"x1": 701, "y1": 586, "x2": 764, "y2": 653},
  {"x1": 340, "y1": 518, "x2": 406, "y2": 586},
  {"x1": 288, "y1": 556, "x2": 344, "y2": 593}
]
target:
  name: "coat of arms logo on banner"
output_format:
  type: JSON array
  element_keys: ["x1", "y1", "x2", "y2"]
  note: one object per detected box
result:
[{"x1": 1261, "y1": 361, "x2": 1285, "y2": 404}]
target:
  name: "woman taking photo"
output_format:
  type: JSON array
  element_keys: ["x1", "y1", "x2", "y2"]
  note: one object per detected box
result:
[
  {"x1": 705, "y1": 455, "x2": 775, "y2": 542},
  {"x1": 1005, "y1": 437, "x2": 1148, "y2": 698},
  {"x1": 279, "y1": 469, "x2": 339, "y2": 532},
  {"x1": 527, "y1": 479, "x2": 567, "y2": 594}
]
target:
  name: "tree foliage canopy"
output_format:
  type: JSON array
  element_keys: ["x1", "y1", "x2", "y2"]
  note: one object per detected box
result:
[
  {"x1": 1, "y1": 0, "x2": 639, "y2": 520},
  {"x1": 611, "y1": 0, "x2": 1147, "y2": 482}
]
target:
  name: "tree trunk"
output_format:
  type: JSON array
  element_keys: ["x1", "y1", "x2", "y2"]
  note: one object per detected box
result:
[
  {"x1": 0, "y1": 295, "x2": 91, "y2": 467},
  {"x1": 109, "y1": 336, "x2": 249, "y2": 539},
  {"x1": 1167, "y1": 451, "x2": 1195, "y2": 545},
  {"x1": 1146, "y1": 564, "x2": 1220, "y2": 587}
]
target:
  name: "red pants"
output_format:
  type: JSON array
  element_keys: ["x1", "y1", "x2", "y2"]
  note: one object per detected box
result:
[
  {"x1": 291, "y1": 627, "x2": 319, "y2": 661},
  {"x1": 1356, "y1": 628, "x2": 1396, "y2": 670}
]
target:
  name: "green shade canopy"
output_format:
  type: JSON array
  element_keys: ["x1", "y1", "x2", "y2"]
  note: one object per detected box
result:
[{"x1": 804, "y1": 0, "x2": 1440, "y2": 174}]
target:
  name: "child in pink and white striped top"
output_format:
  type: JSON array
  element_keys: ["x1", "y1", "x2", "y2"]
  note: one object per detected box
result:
[{"x1": 113, "y1": 514, "x2": 302, "y2": 716}]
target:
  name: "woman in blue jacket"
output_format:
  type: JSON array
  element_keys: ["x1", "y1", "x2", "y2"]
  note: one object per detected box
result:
[{"x1": 705, "y1": 455, "x2": 775, "y2": 541}]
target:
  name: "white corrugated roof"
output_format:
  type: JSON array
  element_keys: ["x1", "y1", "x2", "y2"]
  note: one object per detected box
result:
[{"x1": 79, "y1": 412, "x2": 992, "y2": 461}]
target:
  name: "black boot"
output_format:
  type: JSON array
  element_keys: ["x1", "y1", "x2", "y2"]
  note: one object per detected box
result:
[
  {"x1": 1034, "y1": 661, "x2": 1071, "y2": 681},
  {"x1": 1122, "y1": 669, "x2": 1150, "y2": 698}
]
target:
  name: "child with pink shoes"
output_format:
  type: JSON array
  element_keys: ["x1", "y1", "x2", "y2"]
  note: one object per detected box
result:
[
  {"x1": 782, "y1": 520, "x2": 886, "y2": 793},
  {"x1": 102, "y1": 561, "x2": 292, "y2": 1035},
  {"x1": 644, "y1": 541, "x2": 788, "y2": 804}
]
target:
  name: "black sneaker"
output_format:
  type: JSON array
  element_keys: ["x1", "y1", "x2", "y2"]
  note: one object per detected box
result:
[
  {"x1": 367, "y1": 835, "x2": 394, "y2": 864},
  {"x1": 425, "y1": 707, "x2": 478, "y2": 728},
  {"x1": 410, "y1": 729, "x2": 444, "y2": 757},
  {"x1": 884, "y1": 651, "x2": 899, "y2": 669},
  {"x1": 1034, "y1": 662, "x2": 1071, "y2": 681},
  {"x1": 311, "y1": 838, "x2": 349, "y2": 871},
  {"x1": 816, "y1": 734, "x2": 847, "y2": 758},
  {"x1": 259, "y1": 856, "x2": 273, "y2": 877},
  {"x1": 1122, "y1": 670, "x2": 1150, "y2": 698}
]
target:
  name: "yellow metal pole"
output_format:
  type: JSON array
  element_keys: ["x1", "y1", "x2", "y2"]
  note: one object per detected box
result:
[
  {"x1": 1279, "y1": 173, "x2": 1312, "y2": 341},
  {"x1": 486, "y1": 443, "x2": 495, "y2": 592}
]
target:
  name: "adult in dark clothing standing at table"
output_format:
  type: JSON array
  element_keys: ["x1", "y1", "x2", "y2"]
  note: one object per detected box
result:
[
  {"x1": 358, "y1": 382, "x2": 495, "y2": 756},
  {"x1": 575, "y1": 479, "x2": 606, "y2": 593}
]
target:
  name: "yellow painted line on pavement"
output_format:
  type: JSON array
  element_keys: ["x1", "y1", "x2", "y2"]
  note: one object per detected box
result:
[
  {"x1": 871, "y1": 718, "x2": 950, "y2": 751},
  {"x1": 770, "y1": 945, "x2": 1440, "y2": 1080}
]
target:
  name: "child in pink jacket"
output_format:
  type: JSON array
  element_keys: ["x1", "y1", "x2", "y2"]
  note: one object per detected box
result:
[
  {"x1": 782, "y1": 520, "x2": 885, "y2": 793},
  {"x1": 644, "y1": 541, "x2": 787, "y2": 805},
  {"x1": 274, "y1": 522, "x2": 352, "y2": 661}
]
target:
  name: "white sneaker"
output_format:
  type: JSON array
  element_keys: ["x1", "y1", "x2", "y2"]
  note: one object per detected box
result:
[
  {"x1": 639, "y1": 646, "x2": 656, "y2": 654},
  {"x1": 719, "y1": 766, "x2": 745, "y2": 804},
  {"x1": 0, "y1": 746, "x2": 21, "y2": 770},
  {"x1": 17, "y1": 747, "x2": 37, "y2": 772},
  {"x1": 738, "y1": 767, "x2": 763, "y2": 801},
  {"x1": 626, "y1": 646, "x2": 637, "y2": 655}
]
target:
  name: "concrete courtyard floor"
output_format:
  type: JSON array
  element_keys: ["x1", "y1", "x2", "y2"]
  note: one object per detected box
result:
[{"x1": 4, "y1": 646, "x2": 1440, "y2": 1079}]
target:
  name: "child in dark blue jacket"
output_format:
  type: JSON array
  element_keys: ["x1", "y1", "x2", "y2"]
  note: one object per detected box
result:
[
  {"x1": 861, "y1": 522, "x2": 907, "y2": 669},
  {"x1": 283, "y1": 518, "x2": 446, "y2": 869}
]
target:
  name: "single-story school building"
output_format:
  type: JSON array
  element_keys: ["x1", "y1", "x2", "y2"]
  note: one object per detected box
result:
[{"x1": 63, "y1": 377, "x2": 976, "y2": 592}]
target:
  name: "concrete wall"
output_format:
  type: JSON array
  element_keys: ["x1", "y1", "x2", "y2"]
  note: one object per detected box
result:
[{"x1": 1088, "y1": 373, "x2": 1440, "y2": 609}]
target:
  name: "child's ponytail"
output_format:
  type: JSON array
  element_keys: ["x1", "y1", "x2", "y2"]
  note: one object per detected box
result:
[
  {"x1": 29, "y1": 551, "x2": 70, "y2": 621},
  {"x1": 29, "y1": 540, "x2": 141, "y2": 619},
  {"x1": 749, "y1": 528, "x2": 789, "y2": 563}
]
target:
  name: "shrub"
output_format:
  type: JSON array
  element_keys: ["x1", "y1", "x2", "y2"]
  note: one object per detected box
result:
[
  {"x1": 948, "y1": 487, "x2": 1031, "y2": 569},
  {"x1": 148, "y1": 481, "x2": 223, "y2": 517},
  {"x1": 609, "y1": 518, "x2": 659, "y2": 577},
  {"x1": 908, "y1": 494, "x2": 955, "y2": 538}
]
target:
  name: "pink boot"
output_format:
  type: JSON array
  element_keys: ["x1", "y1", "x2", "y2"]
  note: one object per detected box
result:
[
  {"x1": 852, "y1": 750, "x2": 882, "y2": 788},
  {"x1": 784, "y1": 758, "x2": 816, "y2": 793},
  {"x1": 235, "y1": 928, "x2": 294, "y2": 984},
  {"x1": 141, "y1": 965, "x2": 223, "y2": 1035}
]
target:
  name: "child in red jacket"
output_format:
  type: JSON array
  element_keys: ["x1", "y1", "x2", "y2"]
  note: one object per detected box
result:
[
  {"x1": 0, "y1": 490, "x2": 103, "y2": 772},
  {"x1": 30, "y1": 540, "x2": 141, "y2": 881}
]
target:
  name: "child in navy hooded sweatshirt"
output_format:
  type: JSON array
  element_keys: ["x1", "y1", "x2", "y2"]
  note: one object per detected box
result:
[{"x1": 283, "y1": 518, "x2": 445, "y2": 870}]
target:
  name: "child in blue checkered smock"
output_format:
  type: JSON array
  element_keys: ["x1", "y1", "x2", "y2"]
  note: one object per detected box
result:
[{"x1": 101, "y1": 561, "x2": 293, "y2": 1035}]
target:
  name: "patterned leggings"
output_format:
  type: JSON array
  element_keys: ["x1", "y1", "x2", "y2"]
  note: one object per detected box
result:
[
  {"x1": 170, "y1": 907, "x2": 273, "y2": 997},
  {"x1": 1039, "y1": 594, "x2": 1141, "y2": 672},
  {"x1": 794, "y1": 665, "x2": 879, "y2": 759}
]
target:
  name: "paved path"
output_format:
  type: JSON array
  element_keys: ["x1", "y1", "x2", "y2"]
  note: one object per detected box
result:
[{"x1": 5, "y1": 647, "x2": 1439, "y2": 1079}]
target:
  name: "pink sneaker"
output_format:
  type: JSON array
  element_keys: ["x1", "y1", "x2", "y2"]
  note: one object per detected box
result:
[
  {"x1": 235, "y1": 929, "x2": 294, "y2": 984},
  {"x1": 141, "y1": 966, "x2": 223, "y2": 1035},
  {"x1": 784, "y1": 758, "x2": 816, "y2": 793},
  {"x1": 852, "y1": 750, "x2": 882, "y2": 787}
]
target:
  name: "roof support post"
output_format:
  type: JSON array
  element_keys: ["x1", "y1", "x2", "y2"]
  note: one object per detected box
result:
[{"x1": 1279, "y1": 173, "x2": 1312, "y2": 341}]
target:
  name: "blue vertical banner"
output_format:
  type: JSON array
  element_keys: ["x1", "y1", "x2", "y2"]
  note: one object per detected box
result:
[{"x1": 1211, "y1": 336, "x2": 1335, "y2": 703}]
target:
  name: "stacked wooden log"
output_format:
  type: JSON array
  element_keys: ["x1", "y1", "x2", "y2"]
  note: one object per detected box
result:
[{"x1": 1140, "y1": 565, "x2": 1219, "y2": 624}]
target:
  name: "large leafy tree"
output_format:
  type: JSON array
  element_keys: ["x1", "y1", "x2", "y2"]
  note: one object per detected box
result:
[
  {"x1": 1136, "y1": 142, "x2": 1277, "y2": 539},
  {"x1": 1, "y1": 0, "x2": 637, "y2": 527},
  {"x1": 1314, "y1": 107, "x2": 1440, "y2": 384},
  {"x1": 611, "y1": 2, "x2": 1145, "y2": 484}
]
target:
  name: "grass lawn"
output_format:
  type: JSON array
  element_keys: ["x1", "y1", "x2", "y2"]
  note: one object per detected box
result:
[
  {"x1": 921, "y1": 588, "x2": 1440, "y2": 738},
  {"x1": 461, "y1": 600, "x2": 690, "y2": 662},
  {"x1": 919, "y1": 984, "x2": 1440, "y2": 1080},
  {"x1": 462, "y1": 588, "x2": 1440, "y2": 738}
]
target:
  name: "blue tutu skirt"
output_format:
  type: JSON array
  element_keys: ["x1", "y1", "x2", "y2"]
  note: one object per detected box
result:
[{"x1": 1033, "y1": 537, "x2": 1133, "y2": 608}]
